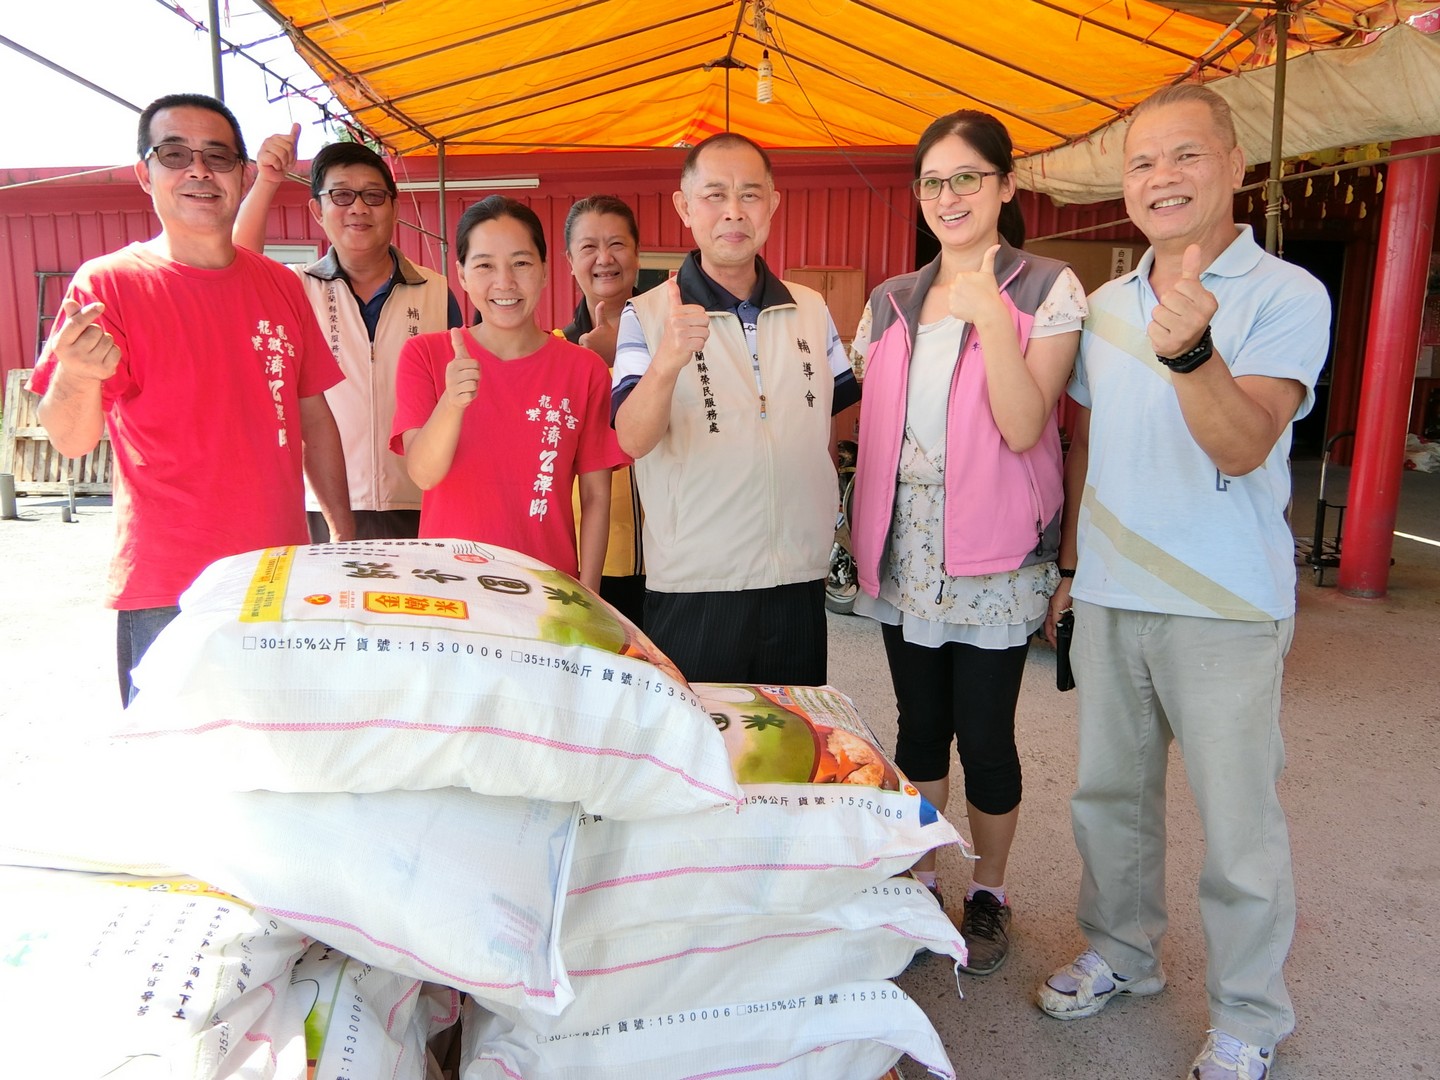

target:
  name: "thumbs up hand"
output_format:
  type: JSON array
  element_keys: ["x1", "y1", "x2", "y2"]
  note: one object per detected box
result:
[
  {"x1": 948, "y1": 243, "x2": 1005, "y2": 325},
  {"x1": 655, "y1": 277, "x2": 709, "y2": 377},
  {"x1": 578, "y1": 299, "x2": 621, "y2": 365},
  {"x1": 444, "y1": 328, "x2": 481, "y2": 409},
  {"x1": 1148, "y1": 243, "x2": 1217, "y2": 361},
  {"x1": 254, "y1": 123, "x2": 300, "y2": 187}
]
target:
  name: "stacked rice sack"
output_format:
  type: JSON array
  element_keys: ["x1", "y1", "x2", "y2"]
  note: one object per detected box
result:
[
  {"x1": 458, "y1": 683, "x2": 966, "y2": 1079},
  {"x1": 0, "y1": 539, "x2": 735, "y2": 1077},
  {"x1": 0, "y1": 540, "x2": 963, "y2": 1078}
]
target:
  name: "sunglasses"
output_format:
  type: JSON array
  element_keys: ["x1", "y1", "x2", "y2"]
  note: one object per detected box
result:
[
  {"x1": 146, "y1": 143, "x2": 243, "y2": 173},
  {"x1": 319, "y1": 188, "x2": 395, "y2": 207},
  {"x1": 911, "y1": 170, "x2": 1001, "y2": 201}
]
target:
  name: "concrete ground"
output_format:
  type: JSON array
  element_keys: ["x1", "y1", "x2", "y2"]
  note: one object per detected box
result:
[{"x1": 2, "y1": 459, "x2": 1437, "y2": 1078}]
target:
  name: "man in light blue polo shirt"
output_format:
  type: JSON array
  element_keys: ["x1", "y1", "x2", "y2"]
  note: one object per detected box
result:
[{"x1": 1036, "y1": 85, "x2": 1329, "y2": 1080}]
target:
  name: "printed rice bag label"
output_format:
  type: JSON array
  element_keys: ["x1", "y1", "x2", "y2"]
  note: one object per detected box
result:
[
  {"x1": 290, "y1": 942, "x2": 448, "y2": 1080},
  {"x1": 0, "y1": 867, "x2": 308, "y2": 1078},
  {"x1": 699, "y1": 683, "x2": 903, "y2": 789},
  {"x1": 227, "y1": 539, "x2": 686, "y2": 687}
]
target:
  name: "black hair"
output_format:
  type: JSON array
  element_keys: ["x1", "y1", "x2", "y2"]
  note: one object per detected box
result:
[
  {"x1": 455, "y1": 195, "x2": 547, "y2": 265},
  {"x1": 137, "y1": 93, "x2": 247, "y2": 162},
  {"x1": 310, "y1": 141, "x2": 398, "y2": 200},
  {"x1": 913, "y1": 109, "x2": 1025, "y2": 249},
  {"x1": 564, "y1": 195, "x2": 639, "y2": 250},
  {"x1": 680, "y1": 132, "x2": 774, "y2": 188}
]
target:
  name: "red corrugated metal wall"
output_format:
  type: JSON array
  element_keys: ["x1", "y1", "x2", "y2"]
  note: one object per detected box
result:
[
  {"x1": 1, "y1": 153, "x2": 1385, "y2": 456},
  {"x1": 1, "y1": 150, "x2": 918, "y2": 380}
]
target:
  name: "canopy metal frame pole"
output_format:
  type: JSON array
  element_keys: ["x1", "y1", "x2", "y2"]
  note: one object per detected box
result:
[
  {"x1": 437, "y1": 141, "x2": 449, "y2": 270},
  {"x1": 208, "y1": 0, "x2": 224, "y2": 100},
  {"x1": 1263, "y1": 4, "x2": 1291, "y2": 255},
  {"x1": 437, "y1": 141, "x2": 452, "y2": 316}
]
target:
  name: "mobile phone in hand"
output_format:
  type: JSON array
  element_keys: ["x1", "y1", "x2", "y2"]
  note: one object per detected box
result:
[{"x1": 1055, "y1": 609, "x2": 1075, "y2": 692}]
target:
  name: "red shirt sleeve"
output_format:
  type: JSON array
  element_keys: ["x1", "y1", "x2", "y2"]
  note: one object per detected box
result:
[
  {"x1": 390, "y1": 332, "x2": 444, "y2": 455},
  {"x1": 573, "y1": 348, "x2": 632, "y2": 474}
]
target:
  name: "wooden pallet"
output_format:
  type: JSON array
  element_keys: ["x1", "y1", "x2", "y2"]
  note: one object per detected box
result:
[{"x1": 1, "y1": 369, "x2": 113, "y2": 495}]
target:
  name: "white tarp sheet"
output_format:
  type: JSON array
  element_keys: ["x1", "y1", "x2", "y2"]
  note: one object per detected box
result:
[{"x1": 1016, "y1": 25, "x2": 1440, "y2": 204}]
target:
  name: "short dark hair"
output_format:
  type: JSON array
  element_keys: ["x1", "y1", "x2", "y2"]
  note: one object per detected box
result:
[
  {"x1": 455, "y1": 195, "x2": 547, "y2": 265},
  {"x1": 564, "y1": 195, "x2": 639, "y2": 250},
  {"x1": 137, "y1": 93, "x2": 247, "y2": 162},
  {"x1": 1129, "y1": 83, "x2": 1238, "y2": 150},
  {"x1": 680, "y1": 133, "x2": 773, "y2": 188},
  {"x1": 913, "y1": 108, "x2": 1025, "y2": 249},
  {"x1": 309, "y1": 141, "x2": 399, "y2": 200}
]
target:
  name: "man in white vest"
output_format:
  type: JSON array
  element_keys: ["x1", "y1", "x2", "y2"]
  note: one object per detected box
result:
[
  {"x1": 612, "y1": 133, "x2": 859, "y2": 684},
  {"x1": 237, "y1": 131, "x2": 462, "y2": 540}
]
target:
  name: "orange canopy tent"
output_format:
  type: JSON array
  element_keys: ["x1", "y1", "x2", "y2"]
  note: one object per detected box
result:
[{"x1": 254, "y1": 0, "x2": 1440, "y2": 202}]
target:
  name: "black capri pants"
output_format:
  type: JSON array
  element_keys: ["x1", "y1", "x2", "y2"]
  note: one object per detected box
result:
[{"x1": 880, "y1": 622, "x2": 1029, "y2": 816}]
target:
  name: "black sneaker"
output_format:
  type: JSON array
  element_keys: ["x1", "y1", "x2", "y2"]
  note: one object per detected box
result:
[{"x1": 958, "y1": 889, "x2": 1012, "y2": 975}]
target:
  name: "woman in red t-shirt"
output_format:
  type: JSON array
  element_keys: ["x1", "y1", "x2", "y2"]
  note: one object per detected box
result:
[{"x1": 391, "y1": 196, "x2": 628, "y2": 589}]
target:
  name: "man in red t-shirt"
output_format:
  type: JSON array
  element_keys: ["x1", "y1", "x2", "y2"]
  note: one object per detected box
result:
[{"x1": 32, "y1": 93, "x2": 354, "y2": 705}]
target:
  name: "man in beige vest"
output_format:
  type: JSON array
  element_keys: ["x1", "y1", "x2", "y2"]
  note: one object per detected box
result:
[
  {"x1": 237, "y1": 132, "x2": 461, "y2": 540},
  {"x1": 611, "y1": 133, "x2": 859, "y2": 684}
]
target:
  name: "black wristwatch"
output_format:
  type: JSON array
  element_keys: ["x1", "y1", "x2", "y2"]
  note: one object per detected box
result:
[
  {"x1": 1057, "y1": 568, "x2": 1075, "y2": 579},
  {"x1": 1154, "y1": 326, "x2": 1214, "y2": 373}
]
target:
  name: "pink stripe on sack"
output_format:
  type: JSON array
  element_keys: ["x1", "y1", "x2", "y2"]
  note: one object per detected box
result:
[
  {"x1": 879, "y1": 921, "x2": 964, "y2": 952},
  {"x1": 680, "y1": 1042, "x2": 953, "y2": 1080},
  {"x1": 475, "y1": 1059, "x2": 527, "y2": 1077},
  {"x1": 119, "y1": 718, "x2": 741, "y2": 805},
  {"x1": 240, "y1": 981, "x2": 280, "y2": 1066},
  {"x1": 568, "y1": 857, "x2": 888, "y2": 895},
  {"x1": 260, "y1": 906, "x2": 559, "y2": 998},
  {"x1": 680, "y1": 1042, "x2": 844, "y2": 1079},
  {"x1": 474, "y1": 1057, "x2": 525, "y2": 1079},
  {"x1": 431, "y1": 987, "x2": 462, "y2": 1027},
  {"x1": 569, "y1": 928, "x2": 839, "y2": 978},
  {"x1": 386, "y1": 979, "x2": 421, "y2": 1033}
]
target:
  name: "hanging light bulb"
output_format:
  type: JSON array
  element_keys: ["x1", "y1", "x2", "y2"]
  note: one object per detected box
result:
[{"x1": 757, "y1": 49, "x2": 773, "y2": 104}]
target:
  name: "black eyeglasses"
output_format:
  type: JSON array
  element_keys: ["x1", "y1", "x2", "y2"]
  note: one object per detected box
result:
[
  {"x1": 146, "y1": 143, "x2": 243, "y2": 173},
  {"x1": 320, "y1": 188, "x2": 395, "y2": 207},
  {"x1": 911, "y1": 170, "x2": 1002, "y2": 201}
]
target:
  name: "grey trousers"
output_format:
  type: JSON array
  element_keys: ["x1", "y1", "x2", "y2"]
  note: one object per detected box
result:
[{"x1": 1070, "y1": 600, "x2": 1297, "y2": 1048}]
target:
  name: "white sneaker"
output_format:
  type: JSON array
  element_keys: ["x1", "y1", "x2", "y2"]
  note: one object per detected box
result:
[
  {"x1": 1189, "y1": 1029, "x2": 1272, "y2": 1079},
  {"x1": 1036, "y1": 947, "x2": 1166, "y2": 1020}
]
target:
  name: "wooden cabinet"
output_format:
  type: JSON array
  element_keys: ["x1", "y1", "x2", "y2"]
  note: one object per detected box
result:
[
  {"x1": 783, "y1": 266, "x2": 865, "y2": 343},
  {"x1": 785, "y1": 266, "x2": 865, "y2": 460}
]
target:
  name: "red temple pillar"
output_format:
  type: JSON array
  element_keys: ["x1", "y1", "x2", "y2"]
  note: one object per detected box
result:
[{"x1": 1338, "y1": 137, "x2": 1440, "y2": 597}]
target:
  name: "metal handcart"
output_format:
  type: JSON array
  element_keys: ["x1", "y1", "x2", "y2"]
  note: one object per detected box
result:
[{"x1": 1300, "y1": 430, "x2": 1354, "y2": 586}]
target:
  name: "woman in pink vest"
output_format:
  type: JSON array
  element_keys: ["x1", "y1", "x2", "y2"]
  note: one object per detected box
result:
[{"x1": 848, "y1": 110, "x2": 1086, "y2": 975}]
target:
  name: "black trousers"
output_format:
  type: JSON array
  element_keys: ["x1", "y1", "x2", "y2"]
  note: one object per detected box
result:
[
  {"x1": 306, "y1": 509, "x2": 421, "y2": 543},
  {"x1": 880, "y1": 622, "x2": 1029, "y2": 815},
  {"x1": 599, "y1": 573, "x2": 647, "y2": 630},
  {"x1": 644, "y1": 579, "x2": 827, "y2": 686}
]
